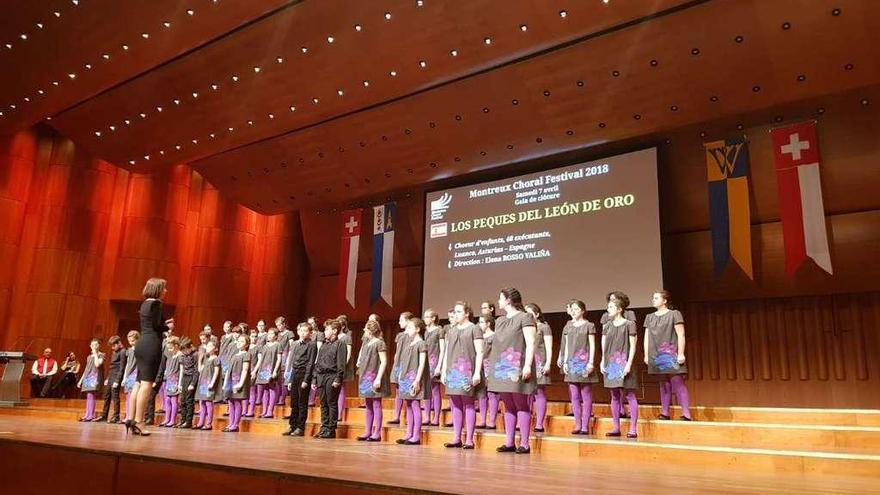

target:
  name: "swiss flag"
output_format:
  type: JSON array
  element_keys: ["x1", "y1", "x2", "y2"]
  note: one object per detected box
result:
[
  {"x1": 770, "y1": 121, "x2": 832, "y2": 275},
  {"x1": 337, "y1": 209, "x2": 362, "y2": 307}
]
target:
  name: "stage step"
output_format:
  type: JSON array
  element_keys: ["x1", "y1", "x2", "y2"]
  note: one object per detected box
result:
[{"x1": 2, "y1": 407, "x2": 878, "y2": 478}]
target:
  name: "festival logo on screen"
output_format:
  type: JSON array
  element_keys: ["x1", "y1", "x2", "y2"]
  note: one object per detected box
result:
[
  {"x1": 430, "y1": 222, "x2": 448, "y2": 238},
  {"x1": 430, "y1": 193, "x2": 452, "y2": 220}
]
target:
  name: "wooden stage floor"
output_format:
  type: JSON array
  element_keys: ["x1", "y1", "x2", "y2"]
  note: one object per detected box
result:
[{"x1": 0, "y1": 414, "x2": 877, "y2": 495}]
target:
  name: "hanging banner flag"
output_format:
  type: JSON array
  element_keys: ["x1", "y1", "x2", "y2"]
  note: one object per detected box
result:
[
  {"x1": 337, "y1": 209, "x2": 362, "y2": 307},
  {"x1": 705, "y1": 136, "x2": 753, "y2": 279},
  {"x1": 371, "y1": 202, "x2": 395, "y2": 306},
  {"x1": 770, "y1": 121, "x2": 833, "y2": 275}
]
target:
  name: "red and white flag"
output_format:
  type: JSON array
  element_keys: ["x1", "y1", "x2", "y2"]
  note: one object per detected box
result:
[
  {"x1": 337, "y1": 209, "x2": 362, "y2": 307},
  {"x1": 770, "y1": 121, "x2": 833, "y2": 275}
]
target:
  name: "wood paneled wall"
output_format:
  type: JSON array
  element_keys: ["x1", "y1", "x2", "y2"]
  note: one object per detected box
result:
[{"x1": 0, "y1": 129, "x2": 307, "y2": 359}]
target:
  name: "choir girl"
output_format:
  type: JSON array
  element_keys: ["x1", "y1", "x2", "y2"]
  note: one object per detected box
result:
[
  {"x1": 525, "y1": 303, "x2": 553, "y2": 432},
  {"x1": 422, "y1": 309, "x2": 445, "y2": 426},
  {"x1": 195, "y1": 339, "x2": 221, "y2": 430},
  {"x1": 254, "y1": 327, "x2": 281, "y2": 418},
  {"x1": 559, "y1": 300, "x2": 598, "y2": 435},
  {"x1": 441, "y1": 302, "x2": 484, "y2": 449},
  {"x1": 276, "y1": 316, "x2": 293, "y2": 406},
  {"x1": 601, "y1": 297, "x2": 639, "y2": 438},
  {"x1": 395, "y1": 317, "x2": 430, "y2": 445},
  {"x1": 223, "y1": 331, "x2": 251, "y2": 432},
  {"x1": 122, "y1": 331, "x2": 139, "y2": 423},
  {"x1": 336, "y1": 314, "x2": 354, "y2": 422},
  {"x1": 488, "y1": 288, "x2": 536, "y2": 454},
  {"x1": 283, "y1": 322, "x2": 317, "y2": 436},
  {"x1": 77, "y1": 338, "x2": 105, "y2": 422},
  {"x1": 388, "y1": 312, "x2": 413, "y2": 425},
  {"x1": 475, "y1": 314, "x2": 498, "y2": 430},
  {"x1": 159, "y1": 336, "x2": 182, "y2": 427},
  {"x1": 356, "y1": 319, "x2": 389, "y2": 441},
  {"x1": 600, "y1": 291, "x2": 635, "y2": 418},
  {"x1": 645, "y1": 290, "x2": 691, "y2": 421}
]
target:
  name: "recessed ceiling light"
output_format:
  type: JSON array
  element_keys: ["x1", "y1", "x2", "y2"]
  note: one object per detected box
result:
[
  {"x1": 192, "y1": 92, "x2": 199, "y2": 98},
  {"x1": 94, "y1": 131, "x2": 102, "y2": 137},
  {"x1": 231, "y1": 75, "x2": 239, "y2": 82},
  {"x1": 122, "y1": 44, "x2": 129, "y2": 50},
  {"x1": 156, "y1": 106, "x2": 163, "y2": 112},
  {"x1": 54, "y1": 12, "x2": 61, "y2": 18},
  {"x1": 384, "y1": 12, "x2": 392, "y2": 20},
  {"x1": 36, "y1": 23, "x2": 44, "y2": 29},
  {"x1": 312, "y1": 98, "x2": 319, "y2": 104},
  {"x1": 416, "y1": 0, "x2": 424, "y2": 6},
  {"x1": 228, "y1": 127, "x2": 234, "y2": 132},
  {"x1": 337, "y1": 89, "x2": 344, "y2": 96},
  {"x1": 37, "y1": 89, "x2": 44, "y2": 95},
  {"x1": 327, "y1": 36, "x2": 335, "y2": 43},
  {"x1": 102, "y1": 53, "x2": 110, "y2": 60},
  {"x1": 141, "y1": 33, "x2": 149, "y2": 39},
  {"x1": 67, "y1": 73, "x2": 76, "y2": 79},
  {"x1": 124, "y1": 119, "x2": 131, "y2": 125},
  {"x1": 363, "y1": 80, "x2": 370, "y2": 87},
  {"x1": 288, "y1": 105, "x2": 296, "y2": 112},
  {"x1": 354, "y1": 24, "x2": 362, "y2": 32},
  {"x1": 109, "y1": 125, "x2": 116, "y2": 131},
  {"x1": 211, "y1": 84, "x2": 219, "y2": 90},
  {"x1": 301, "y1": 46, "x2": 308, "y2": 53},
  {"x1": 23, "y1": 97, "x2": 30, "y2": 102},
  {"x1": 209, "y1": 133, "x2": 215, "y2": 139},
  {"x1": 186, "y1": 9, "x2": 194, "y2": 16},
  {"x1": 20, "y1": 34, "x2": 28, "y2": 40},
  {"x1": 173, "y1": 99, "x2": 180, "y2": 105},
  {"x1": 450, "y1": 49, "x2": 458, "y2": 56},
  {"x1": 4, "y1": 44, "x2": 11, "y2": 50},
  {"x1": 419, "y1": 60, "x2": 427, "y2": 68},
  {"x1": 52, "y1": 81, "x2": 59, "y2": 86},
  {"x1": 192, "y1": 139, "x2": 198, "y2": 144},
  {"x1": 144, "y1": 155, "x2": 150, "y2": 161},
  {"x1": 84, "y1": 63, "x2": 92, "y2": 69},
  {"x1": 559, "y1": 10, "x2": 568, "y2": 17},
  {"x1": 276, "y1": 56, "x2": 283, "y2": 64},
  {"x1": 267, "y1": 113, "x2": 274, "y2": 119},
  {"x1": 175, "y1": 144, "x2": 182, "y2": 150},
  {"x1": 163, "y1": 21, "x2": 171, "y2": 28},
  {"x1": 129, "y1": 160, "x2": 135, "y2": 165},
  {"x1": 139, "y1": 113, "x2": 147, "y2": 118},
  {"x1": 9, "y1": 104, "x2": 15, "y2": 109},
  {"x1": 72, "y1": 0, "x2": 79, "y2": 5},
  {"x1": 159, "y1": 150, "x2": 165, "y2": 155},
  {"x1": 484, "y1": 37, "x2": 492, "y2": 45},
  {"x1": 247, "y1": 120, "x2": 254, "y2": 126},
  {"x1": 253, "y1": 66, "x2": 261, "y2": 73}
]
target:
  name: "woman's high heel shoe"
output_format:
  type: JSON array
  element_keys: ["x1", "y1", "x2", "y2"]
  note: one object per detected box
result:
[
  {"x1": 124, "y1": 420, "x2": 133, "y2": 435},
  {"x1": 130, "y1": 422, "x2": 151, "y2": 436}
]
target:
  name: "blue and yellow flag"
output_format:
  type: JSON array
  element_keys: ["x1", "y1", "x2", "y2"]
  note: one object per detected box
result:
[{"x1": 705, "y1": 137, "x2": 753, "y2": 279}]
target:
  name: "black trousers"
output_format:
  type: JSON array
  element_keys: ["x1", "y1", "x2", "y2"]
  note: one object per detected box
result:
[
  {"x1": 288, "y1": 370, "x2": 309, "y2": 431},
  {"x1": 180, "y1": 375, "x2": 196, "y2": 425},
  {"x1": 100, "y1": 383, "x2": 121, "y2": 420},
  {"x1": 317, "y1": 373, "x2": 341, "y2": 432},
  {"x1": 144, "y1": 379, "x2": 163, "y2": 422},
  {"x1": 30, "y1": 376, "x2": 52, "y2": 398}
]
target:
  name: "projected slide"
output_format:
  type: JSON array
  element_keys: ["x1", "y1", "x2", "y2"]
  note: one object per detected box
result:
[{"x1": 422, "y1": 148, "x2": 663, "y2": 312}]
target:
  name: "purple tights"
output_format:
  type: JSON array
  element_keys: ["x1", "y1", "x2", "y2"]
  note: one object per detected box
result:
[
  {"x1": 659, "y1": 375, "x2": 691, "y2": 419},
  {"x1": 404, "y1": 399, "x2": 423, "y2": 442},
  {"x1": 610, "y1": 388, "x2": 639, "y2": 435},
  {"x1": 337, "y1": 384, "x2": 347, "y2": 421},
  {"x1": 228, "y1": 398, "x2": 244, "y2": 429},
  {"x1": 567, "y1": 383, "x2": 593, "y2": 432},
  {"x1": 363, "y1": 397, "x2": 383, "y2": 439},
  {"x1": 533, "y1": 386, "x2": 549, "y2": 430},
  {"x1": 197, "y1": 400, "x2": 214, "y2": 428},
  {"x1": 450, "y1": 395, "x2": 476, "y2": 446},
  {"x1": 84, "y1": 392, "x2": 96, "y2": 419},
  {"x1": 392, "y1": 395, "x2": 404, "y2": 422},
  {"x1": 499, "y1": 392, "x2": 532, "y2": 449},
  {"x1": 477, "y1": 391, "x2": 499, "y2": 428},
  {"x1": 422, "y1": 382, "x2": 442, "y2": 423},
  {"x1": 162, "y1": 395, "x2": 179, "y2": 425},
  {"x1": 259, "y1": 384, "x2": 277, "y2": 417}
]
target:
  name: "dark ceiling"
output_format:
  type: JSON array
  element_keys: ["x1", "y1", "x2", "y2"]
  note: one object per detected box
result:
[{"x1": 2, "y1": 0, "x2": 878, "y2": 214}]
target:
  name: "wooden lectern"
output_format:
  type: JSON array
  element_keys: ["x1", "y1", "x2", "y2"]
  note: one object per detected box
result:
[{"x1": 0, "y1": 351, "x2": 37, "y2": 407}]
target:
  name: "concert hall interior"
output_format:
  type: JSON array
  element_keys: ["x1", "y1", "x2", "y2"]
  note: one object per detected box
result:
[{"x1": 1, "y1": 1, "x2": 879, "y2": 494}]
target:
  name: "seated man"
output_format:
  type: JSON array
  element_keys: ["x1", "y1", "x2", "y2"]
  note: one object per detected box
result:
[{"x1": 30, "y1": 348, "x2": 58, "y2": 398}]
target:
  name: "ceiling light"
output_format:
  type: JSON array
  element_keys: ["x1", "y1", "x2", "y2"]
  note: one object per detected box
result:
[
  {"x1": 231, "y1": 75, "x2": 239, "y2": 82},
  {"x1": 156, "y1": 106, "x2": 163, "y2": 112},
  {"x1": 267, "y1": 113, "x2": 274, "y2": 119},
  {"x1": 23, "y1": 97, "x2": 30, "y2": 102},
  {"x1": 124, "y1": 119, "x2": 131, "y2": 125},
  {"x1": 384, "y1": 12, "x2": 392, "y2": 20},
  {"x1": 354, "y1": 24, "x2": 362, "y2": 32},
  {"x1": 484, "y1": 37, "x2": 492, "y2": 45},
  {"x1": 4, "y1": 44, "x2": 11, "y2": 50},
  {"x1": 363, "y1": 80, "x2": 370, "y2": 87},
  {"x1": 54, "y1": 12, "x2": 61, "y2": 18},
  {"x1": 301, "y1": 46, "x2": 308, "y2": 53},
  {"x1": 122, "y1": 44, "x2": 129, "y2": 50},
  {"x1": 144, "y1": 155, "x2": 150, "y2": 161},
  {"x1": 72, "y1": 0, "x2": 79, "y2": 5},
  {"x1": 52, "y1": 81, "x2": 59, "y2": 86},
  {"x1": 186, "y1": 9, "x2": 194, "y2": 16},
  {"x1": 139, "y1": 113, "x2": 146, "y2": 118},
  {"x1": 211, "y1": 84, "x2": 219, "y2": 90},
  {"x1": 416, "y1": 0, "x2": 424, "y2": 5},
  {"x1": 68, "y1": 73, "x2": 76, "y2": 79},
  {"x1": 142, "y1": 33, "x2": 149, "y2": 39},
  {"x1": 191, "y1": 139, "x2": 198, "y2": 144},
  {"x1": 289, "y1": 106, "x2": 296, "y2": 112},
  {"x1": 312, "y1": 98, "x2": 319, "y2": 104},
  {"x1": 37, "y1": 90, "x2": 44, "y2": 95},
  {"x1": 389, "y1": 70, "x2": 397, "y2": 76},
  {"x1": 9, "y1": 104, "x2": 16, "y2": 109},
  {"x1": 450, "y1": 49, "x2": 458, "y2": 56},
  {"x1": 519, "y1": 24, "x2": 528, "y2": 31},
  {"x1": 36, "y1": 23, "x2": 44, "y2": 29},
  {"x1": 228, "y1": 127, "x2": 234, "y2": 132},
  {"x1": 102, "y1": 53, "x2": 110, "y2": 59},
  {"x1": 209, "y1": 133, "x2": 215, "y2": 139},
  {"x1": 94, "y1": 131, "x2": 102, "y2": 137},
  {"x1": 559, "y1": 10, "x2": 568, "y2": 18},
  {"x1": 419, "y1": 60, "x2": 427, "y2": 68},
  {"x1": 173, "y1": 99, "x2": 180, "y2": 105},
  {"x1": 337, "y1": 89, "x2": 344, "y2": 96},
  {"x1": 109, "y1": 125, "x2": 116, "y2": 131},
  {"x1": 20, "y1": 34, "x2": 28, "y2": 40},
  {"x1": 192, "y1": 92, "x2": 198, "y2": 98},
  {"x1": 247, "y1": 120, "x2": 254, "y2": 126},
  {"x1": 129, "y1": 160, "x2": 135, "y2": 165},
  {"x1": 84, "y1": 63, "x2": 92, "y2": 69},
  {"x1": 175, "y1": 145, "x2": 181, "y2": 150},
  {"x1": 276, "y1": 57, "x2": 283, "y2": 64},
  {"x1": 159, "y1": 150, "x2": 165, "y2": 155},
  {"x1": 253, "y1": 66, "x2": 261, "y2": 73},
  {"x1": 163, "y1": 21, "x2": 171, "y2": 28},
  {"x1": 327, "y1": 36, "x2": 335, "y2": 43}
]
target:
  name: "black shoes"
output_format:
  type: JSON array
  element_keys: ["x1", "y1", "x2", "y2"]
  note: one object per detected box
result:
[
  {"x1": 515, "y1": 447, "x2": 531, "y2": 454},
  {"x1": 496, "y1": 445, "x2": 517, "y2": 453}
]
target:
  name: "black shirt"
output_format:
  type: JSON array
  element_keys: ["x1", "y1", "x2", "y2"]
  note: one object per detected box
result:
[
  {"x1": 314, "y1": 338, "x2": 346, "y2": 384},
  {"x1": 287, "y1": 339, "x2": 317, "y2": 383},
  {"x1": 182, "y1": 352, "x2": 198, "y2": 377},
  {"x1": 108, "y1": 349, "x2": 127, "y2": 384}
]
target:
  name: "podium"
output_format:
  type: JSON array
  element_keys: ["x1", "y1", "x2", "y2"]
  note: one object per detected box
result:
[{"x1": 0, "y1": 351, "x2": 37, "y2": 407}]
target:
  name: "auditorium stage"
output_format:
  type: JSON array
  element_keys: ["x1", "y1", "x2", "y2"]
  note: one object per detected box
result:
[{"x1": 1, "y1": 400, "x2": 879, "y2": 494}]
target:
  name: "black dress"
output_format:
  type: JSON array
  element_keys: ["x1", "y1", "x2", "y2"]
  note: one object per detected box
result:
[{"x1": 135, "y1": 298, "x2": 168, "y2": 381}]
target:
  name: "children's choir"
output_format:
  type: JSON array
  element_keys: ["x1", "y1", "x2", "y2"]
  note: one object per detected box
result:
[{"x1": 74, "y1": 287, "x2": 693, "y2": 454}]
